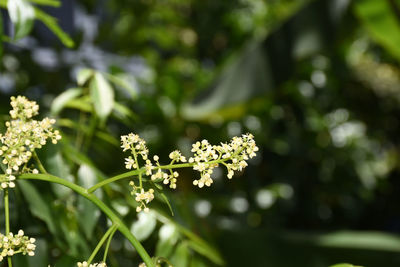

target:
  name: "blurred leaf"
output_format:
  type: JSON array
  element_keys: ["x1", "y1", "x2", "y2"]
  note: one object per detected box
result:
[
  {"x1": 7, "y1": 0, "x2": 35, "y2": 40},
  {"x1": 113, "y1": 102, "x2": 138, "y2": 123},
  {"x1": 18, "y1": 180, "x2": 57, "y2": 235},
  {"x1": 0, "y1": 10, "x2": 3, "y2": 61},
  {"x1": 131, "y1": 211, "x2": 157, "y2": 241},
  {"x1": 44, "y1": 147, "x2": 74, "y2": 198},
  {"x1": 34, "y1": 7, "x2": 74, "y2": 48},
  {"x1": 77, "y1": 68, "x2": 94, "y2": 86},
  {"x1": 63, "y1": 98, "x2": 93, "y2": 113},
  {"x1": 354, "y1": 0, "x2": 400, "y2": 61},
  {"x1": 77, "y1": 164, "x2": 101, "y2": 239},
  {"x1": 330, "y1": 264, "x2": 363, "y2": 267},
  {"x1": 28, "y1": 0, "x2": 60, "y2": 7},
  {"x1": 156, "y1": 223, "x2": 179, "y2": 258},
  {"x1": 90, "y1": 72, "x2": 115, "y2": 123},
  {"x1": 156, "y1": 212, "x2": 225, "y2": 266},
  {"x1": 104, "y1": 72, "x2": 139, "y2": 99},
  {"x1": 51, "y1": 88, "x2": 83, "y2": 115},
  {"x1": 170, "y1": 242, "x2": 190, "y2": 267}
]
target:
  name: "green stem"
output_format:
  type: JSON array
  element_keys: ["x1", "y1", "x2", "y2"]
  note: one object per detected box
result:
[
  {"x1": 103, "y1": 224, "x2": 118, "y2": 263},
  {"x1": 87, "y1": 224, "x2": 118, "y2": 265},
  {"x1": 17, "y1": 173, "x2": 155, "y2": 267},
  {"x1": 4, "y1": 189, "x2": 12, "y2": 267},
  {"x1": 88, "y1": 160, "x2": 227, "y2": 193},
  {"x1": 32, "y1": 151, "x2": 47, "y2": 174}
]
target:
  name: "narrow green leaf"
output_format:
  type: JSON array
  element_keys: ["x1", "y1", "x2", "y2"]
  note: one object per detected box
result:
[
  {"x1": 28, "y1": 0, "x2": 60, "y2": 7},
  {"x1": 329, "y1": 264, "x2": 363, "y2": 267},
  {"x1": 131, "y1": 211, "x2": 157, "y2": 241},
  {"x1": 34, "y1": 7, "x2": 74, "y2": 48},
  {"x1": 0, "y1": 9, "x2": 3, "y2": 63},
  {"x1": 354, "y1": 0, "x2": 400, "y2": 61},
  {"x1": 77, "y1": 68, "x2": 94, "y2": 86},
  {"x1": 7, "y1": 0, "x2": 35, "y2": 40},
  {"x1": 90, "y1": 72, "x2": 115, "y2": 123},
  {"x1": 51, "y1": 88, "x2": 83, "y2": 115},
  {"x1": 160, "y1": 193, "x2": 174, "y2": 216},
  {"x1": 18, "y1": 180, "x2": 57, "y2": 234}
]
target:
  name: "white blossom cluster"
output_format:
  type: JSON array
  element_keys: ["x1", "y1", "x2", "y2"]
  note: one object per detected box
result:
[
  {"x1": 0, "y1": 230, "x2": 36, "y2": 262},
  {"x1": 0, "y1": 96, "x2": 61, "y2": 188},
  {"x1": 121, "y1": 132, "x2": 258, "y2": 212},
  {"x1": 77, "y1": 262, "x2": 107, "y2": 267},
  {"x1": 190, "y1": 133, "x2": 258, "y2": 188},
  {"x1": 129, "y1": 181, "x2": 154, "y2": 212}
]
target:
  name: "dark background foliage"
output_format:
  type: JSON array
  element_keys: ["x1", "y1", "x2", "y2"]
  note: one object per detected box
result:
[{"x1": 2, "y1": 0, "x2": 400, "y2": 266}]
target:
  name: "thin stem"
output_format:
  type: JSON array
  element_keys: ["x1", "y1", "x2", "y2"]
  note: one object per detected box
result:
[
  {"x1": 103, "y1": 224, "x2": 118, "y2": 263},
  {"x1": 17, "y1": 173, "x2": 155, "y2": 267},
  {"x1": 32, "y1": 151, "x2": 47, "y2": 174},
  {"x1": 4, "y1": 189, "x2": 12, "y2": 267},
  {"x1": 87, "y1": 224, "x2": 118, "y2": 265},
  {"x1": 88, "y1": 159, "x2": 228, "y2": 193}
]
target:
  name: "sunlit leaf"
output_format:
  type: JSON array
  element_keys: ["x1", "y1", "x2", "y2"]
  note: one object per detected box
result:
[
  {"x1": 131, "y1": 211, "x2": 157, "y2": 241},
  {"x1": 77, "y1": 164, "x2": 101, "y2": 239},
  {"x1": 7, "y1": 0, "x2": 35, "y2": 40},
  {"x1": 156, "y1": 223, "x2": 179, "y2": 258},
  {"x1": 28, "y1": 0, "x2": 60, "y2": 7},
  {"x1": 77, "y1": 69, "x2": 94, "y2": 86},
  {"x1": 90, "y1": 72, "x2": 115, "y2": 123},
  {"x1": 34, "y1": 7, "x2": 74, "y2": 48},
  {"x1": 354, "y1": 0, "x2": 400, "y2": 61},
  {"x1": 51, "y1": 88, "x2": 83, "y2": 115}
]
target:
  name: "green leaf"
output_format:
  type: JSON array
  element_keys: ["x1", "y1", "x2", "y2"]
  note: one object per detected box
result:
[
  {"x1": 7, "y1": 0, "x2": 35, "y2": 40},
  {"x1": 354, "y1": 0, "x2": 400, "y2": 62},
  {"x1": 34, "y1": 7, "x2": 74, "y2": 48},
  {"x1": 28, "y1": 0, "x2": 60, "y2": 7},
  {"x1": 170, "y1": 242, "x2": 190, "y2": 267},
  {"x1": 77, "y1": 68, "x2": 94, "y2": 86},
  {"x1": 159, "y1": 192, "x2": 174, "y2": 216},
  {"x1": 104, "y1": 72, "x2": 139, "y2": 99},
  {"x1": 156, "y1": 223, "x2": 179, "y2": 258},
  {"x1": 0, "y1": 9, "x2": 3, "y2": 62},
  {"x1": 90, "y1": 72, "x2": 115, "y2": 123},
  {"x1": 329, "y1": 264, "x2": 363, "y2": 267},
  {"x1": 18, "y1": 180, "x2": 57, "y2": 235},
  {"x1": 51, "y1": 88, "x2": 83, "y2": 115},
  {"x1": 131, "y1": 211, "x2": 157, "y2": 241},
  {"x1": 113, "y1": 102, "x2": 138, "y2": 122},
  {"x1": 77, "y1": 164, "x2": 101, "y2": 239}
]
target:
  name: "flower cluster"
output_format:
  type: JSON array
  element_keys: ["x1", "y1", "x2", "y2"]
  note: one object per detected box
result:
[
  {"x1": 121, "y1": 133, "x2": 149, "y2": 161},
  {"x1": 0, "y1": 230, "x2": 36, "y2": 261},
  {"x1": 77, "y1": 262, "x2": 107, "y2": 267},
  {"x1": 0, "y1": 96, "x2": 61, "y2": 188},
  {"x1": 121, "y1": 132, "x2": 258, "y2": 212},
  {"x1": 129, "y1": 181, "x2": 155, "y2": 212},
  {"x1": 189, "y1": 133, "x2": 258, "y2": 188}
]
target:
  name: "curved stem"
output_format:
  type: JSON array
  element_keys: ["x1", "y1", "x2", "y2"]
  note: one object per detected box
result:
[
  {"x1": 4, "y1": 189, "x2": 12, "y2": 267},
  {"x1": 87, "y1": 224, "x2": 118, "y2": 265},
  {"x1": 17, "y1": 173, "x2": 155, "y2": 267},
  {"x1": 32, "y1": 151, "x2": 47, "y2": 174},
  {"x1": 88, "y1": 160, "x2": 227, "y2": 194},
  {"x1": 103, "y1": 224, "x2": 118, "y2": 263}
]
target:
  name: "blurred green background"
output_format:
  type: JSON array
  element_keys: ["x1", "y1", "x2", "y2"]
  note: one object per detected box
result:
[{"x1": 2, "y1": 0, "x2": 400, "y2": 266}]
